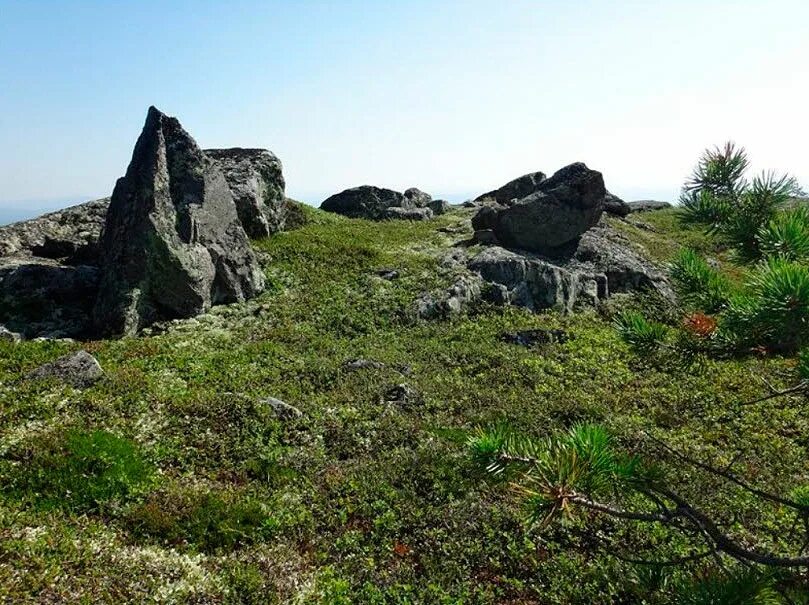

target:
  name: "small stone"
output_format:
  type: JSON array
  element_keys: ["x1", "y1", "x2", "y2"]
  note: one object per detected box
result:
[
  {"x1": 383, "y1": 384, "x2": 421, "y2": 407},
  {"x1": 343, "y1": 358, "x2": 385, "y2": 371},
  {"x1": 26, "y1": 350, "x2": 104, "y2": 388},
  {"x1": 501, "y1": 329, "x2": 571, "y2": 347},
  {"x1": 375, "y1": 268, "x2": 400, "y2": 280},
  {"x1": 262, "y1": 396, "x2": 302, "y2": 420}
]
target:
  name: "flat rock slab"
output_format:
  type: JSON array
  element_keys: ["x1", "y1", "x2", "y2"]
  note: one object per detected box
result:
[{"x1": 26, "y1": 350, "x2": 104, "y2": 388}]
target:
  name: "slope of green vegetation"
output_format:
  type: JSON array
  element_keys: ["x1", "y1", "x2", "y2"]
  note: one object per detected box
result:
[{"x1": 0, "y1": 205, "x2": 805, "y2": 603}]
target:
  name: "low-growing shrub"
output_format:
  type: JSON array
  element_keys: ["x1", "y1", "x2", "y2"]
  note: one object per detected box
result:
[
  {"x1": 128, "y1": 487, "x2": 279, "y2": 552},
  {"x1": 614, "y1": 310, "x2": 669, "y2": 353},
  {"x1": 3, "y1": 429, "x2": 153, "y2": 511}
]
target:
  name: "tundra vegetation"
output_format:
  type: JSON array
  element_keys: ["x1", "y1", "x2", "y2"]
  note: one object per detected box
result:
[{"x1": 0, "y1": 145, "x2": 807, "y2": 603}]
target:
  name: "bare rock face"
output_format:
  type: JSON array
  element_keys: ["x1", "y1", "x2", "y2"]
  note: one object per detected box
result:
[
  {"x1": 474, "y1": 171, "x2": 547, "y2": 205},
  {"x1": 94, "y1": 106, "x2": 264, "y2": 336},
  {"x1": 205, "y1": 148, "x2": 286, "y2": 239},
  {"x1": 603, "y1": 192, "x2": 631, "y2": 217}
]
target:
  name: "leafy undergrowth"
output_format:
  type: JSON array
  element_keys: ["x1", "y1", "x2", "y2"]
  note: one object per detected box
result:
[{"x1": 0, "y1": 207, "x2": 805, "y2": 603}]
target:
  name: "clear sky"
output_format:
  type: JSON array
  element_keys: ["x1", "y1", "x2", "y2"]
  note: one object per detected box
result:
[{"x1": 1, "y1": 0, "x2": 808, "y2": 225}]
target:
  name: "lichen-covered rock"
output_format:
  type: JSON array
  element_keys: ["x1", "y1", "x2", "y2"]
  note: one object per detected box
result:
[
  {"x1": 205, "y1": 148, "x2": 286, "y2": 238},
  {"x1": 474, "y1": 171, "x2": 546, "y2": 204},
  {"x1": 0, "y1": 198, "x2": 109, "y2": 263},
  {"x1": 26, "y1": 350, "x2": 104, "y2": 388},
  {"x1": 469, "y1": 246, "x2": 605, "y2": 313},
  {"x1": 384, "y1": 207, "x2": 434, "y2": 221},
  {"x1": 417, "y1": 275, "x2": 482, "y2": 318},
  {"x1": 474, "y1": 163, "x2": 606, "y2": 253},
  {"x1": 0, "y1": 258, "x2": 100, "y2": 338},
  {"x1": 94, "y1": 106, "x2": 264, "y2": 336},
  {"x1": 468, "y1": 222, "x2": 672, "y2": 313},
  {"x1": 403, "y1": 187, "x2": 432, "y2": 207},
  {"x1": 429, "y1": 199, "x2": 450, "y2": 215}
]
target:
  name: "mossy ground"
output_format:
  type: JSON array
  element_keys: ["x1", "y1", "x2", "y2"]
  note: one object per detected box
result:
[{"x1": 0, "y1": 206, "x2": 805, "y2": 603}]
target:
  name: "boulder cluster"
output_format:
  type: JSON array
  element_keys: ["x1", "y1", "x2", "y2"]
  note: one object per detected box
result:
[
  {"x1": 320, "y1": 185, "x2": 449, "y2": 221},
  {"x1": 0, "y1": 107, "x2": 674, "y2": 340},
  {"x1": 416, "y1": 163, "x2": 671, "y2": 316},
  {"x1": 0, "y1": 107, "x2": 285, "y2": 339}
]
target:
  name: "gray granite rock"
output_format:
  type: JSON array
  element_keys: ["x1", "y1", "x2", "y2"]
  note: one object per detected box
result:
[
  {"x1": 474, "y1": 171, "x2": 546, "y2": 204},
  {"x1": 627, "y1": 200, "x2": 672, "y2": 213},
  {"x1": 94, "y1": 106, "x2": 264, "y2": 336}
]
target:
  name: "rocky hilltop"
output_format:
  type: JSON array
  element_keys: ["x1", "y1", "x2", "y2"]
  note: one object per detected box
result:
[{"x1": 1, "y1": 107, "x2": 671, "y2": 342}]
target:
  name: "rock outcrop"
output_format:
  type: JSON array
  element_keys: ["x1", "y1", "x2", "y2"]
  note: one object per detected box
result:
[
  {"x1": 94, "y1": 106, "x2": 265, "y2": 336},
  {"x1": 469, "y1": 222, "x2": 671, "y2": 313},
  {"x1": 473, "y1": 163, "x2": 605, "y2": 254},
  {"x1": 205, "y1": 148, "x2": 286, "y2": 238},
  {"x1": 321, "y1": 185, "x2": 435, "y2": 220},
  {"x1": 474, "y1": 171, "x2": 546, "y2": 205}
]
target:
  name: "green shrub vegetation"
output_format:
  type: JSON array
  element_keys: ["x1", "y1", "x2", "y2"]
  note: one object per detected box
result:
[{"x1": 0, "y1": 204, "x2": 806, "y2": 602}]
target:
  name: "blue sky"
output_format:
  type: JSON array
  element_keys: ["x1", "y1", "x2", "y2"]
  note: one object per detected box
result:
[{"x1": 1, "y1": 0, "x2": 808, "y2": 225}]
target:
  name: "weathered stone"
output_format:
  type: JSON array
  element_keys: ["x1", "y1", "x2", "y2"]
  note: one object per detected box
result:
[
  {"x1": 94, "y1": 107, "x2": 264, "y2": 336},
  {"x1": 321, "y1": 186, "x2": 408, "y2": 220},
  {"x1": 403, "y1": 187, "x2": 432, "y2": 207},
  {"x1": 627, "y1": 200, "x2": 672, "y2": 213},
  {"x1": 0, "y1": 258, "x2": 100, "y2": 338},
  {"x1": 374, "y1": 268, "x2": 400, "y2": 280},
  {"x1": 475, "y1": 171, "x2": 546, "y2": 204},
  {"x1": 469, "y1": 246, "x2": 605, "y2": 313},
  {"x1": 384, "y1": 207, "x2": 433, "y2": 221},
  {"x1": 417, "y1": 275, "x2": 482, "y2": 318},
  {"x1": 603, "y1": 192, "x2": 631, "y2": 217},
  {"x1": 475, "y1": 163, "x2": 606, "y2": 253},
  {"x1": 429, "y1": 199, "x2": 451, "y2": 215},
  {"x1": 261, "y1": 396, "x2": 302, "y2": 420},
  {"x1": 26, "y1": 350, "x2": 104, "y2": 388},
  {"x1": 383, "y1": 384, "x2": 421, "y2": 407},
  {"x1": 467, "y1": 222, "x2": 672, "y2": 314},
  {"x1": 343, "y1": 358, "x2": 385, "y2": 371},
  {"x1": 205, "y1": 148, "x2": 286, "y2": 238},
  {"x1": 0, "y1": 198, "x2": 109, "y2": 263}
]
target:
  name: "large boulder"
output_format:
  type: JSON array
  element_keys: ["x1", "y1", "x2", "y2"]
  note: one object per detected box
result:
[
  {"x1": 94, "y1": 106, "x2": 265, "y2": 336},
  {"x1": 321, "y1": 186, "x2": 408, "y2": 220},
  {"x1": 321, "y1": 185, "x2": 437, "y2": 220},
  {"x1": 205, "y1": 148, "x2": 286, "y2": 239},
  {"x1": 475, "y1": 171, "x2": 546, "y2": 204},
  {"x1": 477, "y1": 163, "x2": 605, "y2": 253}
]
